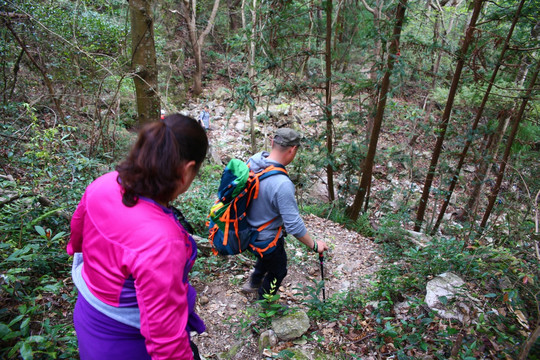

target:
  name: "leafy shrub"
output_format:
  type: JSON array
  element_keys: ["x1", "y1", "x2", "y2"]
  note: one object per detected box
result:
[
  {"x1": 295, "y1": 279, "x2": 365, "y2": 322},
  {"x1": 175, "y1": 162, "x2": 222, "y2": 236},
  {"x1": 0, "y1": 108, "x2": 116, "y2": 359},
  {"x1": 366, "y1": 211, "x2": 538, "y2": 359},
  {"x1": 0, "y1": 222, "x2": 77, "y2": 359}
]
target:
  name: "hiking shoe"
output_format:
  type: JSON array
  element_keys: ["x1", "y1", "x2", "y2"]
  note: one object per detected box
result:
[{"x1": 241, "y1": 280, "x2": 261, "y2": 294}]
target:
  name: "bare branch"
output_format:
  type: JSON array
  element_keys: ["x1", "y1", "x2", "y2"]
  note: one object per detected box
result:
[
  {"x1": 535, "y1": 189, "x2": 540, "y2": 261},
  {"x1": 360, "y1": 0, "x2": 376, "y2": 16},
  {"x1": 200, "y1": 0, "x2": 222, "y2": 43},
  {"x1": 0, "y1": 11, "x2": 28, "y2": 19}
]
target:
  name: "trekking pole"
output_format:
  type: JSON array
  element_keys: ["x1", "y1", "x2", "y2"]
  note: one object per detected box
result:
[{"x1": 319, "y1": 253, "x2": 326, "y2": 302}]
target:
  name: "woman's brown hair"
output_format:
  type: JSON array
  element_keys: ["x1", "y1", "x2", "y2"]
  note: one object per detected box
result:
[{"x1": 116, "y1": 114, "x2": 208, "y2": 207}]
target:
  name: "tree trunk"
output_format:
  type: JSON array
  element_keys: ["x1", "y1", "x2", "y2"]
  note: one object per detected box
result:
[
  {"x1": 299, "y1": 4, "x2": 315, "y2": 78},
  {"x1": 480, "y1": 61, "x2": 539, "y2": 230},
  {"x1": 325, "y1": 0, "x2": 335, "y2": 202},
  {"x1": 414, "y1": 0, "x2": 483, "y2": 232},
  {"x1": 181, "y1": 0, "x2": 221, "y2": 96},
  {"x1": 514, "y1": 20, "x2": 538, "y2": 87},
  {"x1": 332, "y1": 0, "x2": 344, "y2": 54},
  {"x1": 431, "y1": 0, "x2": 526, "y2": 234},
  {"x1": 9, "y1": 49, "x2": 24, "y2": 102},
  {"x1": 193, "y1": 41, "x2": 203, "y2": 95},
  {"x1": 227, "y1": 0, "x2": 242, "y2": 31},
  {"x1": 360, "y1": 0, "x2": 384, "y2": 146},
  {"x1": 129, "y1": 0, "x2": 160, "y2": 126},
  {"x1": 412, "y1": 6, "x2": 446, "y2": 146},
  {"x1": 346, "y1": 0, "x2": 408, "y2": 221},
  {"x1": 518, "y1": 188, "x2": 540, "y2": 359},
  {"x1": 465, "y1": 111, "x2": 509, "y2": 221},
  {"x1": 360, "y1": 0, "x2": 383, "y2": 83},
  {"x1": 249, "y1": 0, "x2": 257, "y2": 154},
  {"x1": 519, "y1": 322, "x2": 540, "y2": 360},
  {"x1": 466, "y1": 18, "x2": 537, "y2": 222}
]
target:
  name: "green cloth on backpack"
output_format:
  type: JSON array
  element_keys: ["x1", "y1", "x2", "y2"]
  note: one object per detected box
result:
[
  {"x1": 209, "y1": 159, "x2": 250, "y2": 224},
  {"x1": 228, "y1": 159, "x2": 249, "y2": 197}
]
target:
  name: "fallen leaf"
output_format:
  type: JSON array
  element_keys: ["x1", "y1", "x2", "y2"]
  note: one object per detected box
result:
[{"x1": 262, "y1": 348, "x2": 278, "y2": 357}]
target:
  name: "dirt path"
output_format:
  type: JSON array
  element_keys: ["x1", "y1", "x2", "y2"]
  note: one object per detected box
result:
[{"x1": 191, "y1": 214, "x2": 381, "y2": 359}]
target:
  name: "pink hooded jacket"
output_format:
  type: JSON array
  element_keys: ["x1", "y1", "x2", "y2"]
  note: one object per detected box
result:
[{"x1": 68, "y1": 171, "x2": 195, "y2": 359}]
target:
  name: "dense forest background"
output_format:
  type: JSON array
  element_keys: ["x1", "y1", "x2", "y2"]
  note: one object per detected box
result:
[{"x1": 0, "y1": 0, "x2": 539, "y2": 359}]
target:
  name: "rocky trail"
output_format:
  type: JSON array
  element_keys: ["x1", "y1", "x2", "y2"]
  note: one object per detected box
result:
[
  {"x1": 176, "y1": 87, "x2": 427, "y2": 359},
  {"x1": 191, "y1": 215, "x2": 381, "y2": 359}
]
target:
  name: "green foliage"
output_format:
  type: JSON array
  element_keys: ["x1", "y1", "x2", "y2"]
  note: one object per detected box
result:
[
  {"x1": 8, "y1": 105, "x2": 106, "y2": 197},
  {"x1": 230, "y1": 76, "x2": 257, "y2": 111},
  {"x1": 255, "y1": 279, "x2": 288, "y2": 325},
  {"x1": 515, "y1": 121, "x2": 540, "y2": 153},
  {"x1": 0, "y1": 105, "x2": 117, "y2": 359},
  {"x1": 8, "y1": 0, "x2": 127, "y2": 80},
  {"x1": 224, "y1": 310, "x2": 254, "y2": 341},
  {"x1": 175, "y1": 162, "x2": 222, "y2": 236},
  {"x1": 0, "y1": 220, "x2": 77, "y2": 359},
  {"x1": 295, "y1": 279, "x2": 363, "y2": 321},
  {"x1": 289, "y1": 133, "x2": 326, "y2": 205},
  {"x1": 227, "y1": 279, "x2": 292, "y2": 338},
  {"x1": 189, "y1": 253, "x2": 230, "y2": 283},
  {"x1": 372, "y1": 236, "x2": 469, "y2": 304},
  {"x1": 366, "y1": 210, "x2": 538, "y2": 359}
]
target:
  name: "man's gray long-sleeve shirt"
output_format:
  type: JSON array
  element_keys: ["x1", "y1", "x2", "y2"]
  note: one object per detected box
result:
[{"x1": 246, "y1": 151, "x2": 307, "y2": 242}]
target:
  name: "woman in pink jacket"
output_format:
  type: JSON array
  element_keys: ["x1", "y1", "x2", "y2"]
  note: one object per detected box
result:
[{"x1": 67, "y1": 114, "x2": 208, "y2": 360}]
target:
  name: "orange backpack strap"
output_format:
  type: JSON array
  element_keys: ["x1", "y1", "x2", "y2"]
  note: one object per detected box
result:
[
  {"x1": 257, "y1": 217, "x2": 275, "y2": 232},
  {"x1": 248, "y1": 165, "x2": 288, "y2": 201},
  {"x1": 249, "y1": 225, "x2": 282, "y2": 258},
  {"x1": 219, "y1": 206, "x2": 231, "y2": 246},
  {"x1": 208, "y1": 224, "x2": 219, "y2": 255},
  {"x1": 245, "y1": 165, "x2": 288, "y2": 258}
]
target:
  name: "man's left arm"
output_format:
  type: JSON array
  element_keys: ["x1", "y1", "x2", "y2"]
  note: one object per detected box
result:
[
  {"x1": 276, "y1": 182, "x2": 327, "y2": 253},
  {"x1": 297, "y1": 233, "x2": 328, "y2": 254}
]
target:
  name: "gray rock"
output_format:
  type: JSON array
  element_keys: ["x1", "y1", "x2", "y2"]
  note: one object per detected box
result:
[
  {"x1": 215, "y1": 106, "x2": 226, "y2": 116},
  {"x1": 394, "y1": 301, "x2": 412, "y2": 320},
  {"x1": 404, "y1": 229, "x2": 431, "y2": 248},
  {"x1": 214, "y1": 87, "x2": 231, "y2": 101},
  {"x1": 425, "y1": 272, "x2": 480, "y2": 324},
  {"x1": 208, "y1": 147, "x2": 222, "y2": 165},
  {"x1": 216, "y1": 341, "x2": 242, "y2": 360},
  {"x1": 199, "y1": 296, "x2": 209, "y2": 305},
  {"x1": 307, "y1": 179, "x2": 329, "y2": 203},
  {"x1": 279, "y1": 348, "x2": 311, "y2": 359},
  {"x1": 276, "y1": 118, "x2": 293, "y2": 128},
  {"x1": 271, "y1": 348, "x2": 335, "y2": 360},
  {"x1": 271, "y1": 310, "x2": 310, "y2": 341},
  {"x1": 235, "y1": 121, "x2": 245, "y2": 132},
  {"x1": 259, "y1": 329, "x2": 278, "y2": 353}
]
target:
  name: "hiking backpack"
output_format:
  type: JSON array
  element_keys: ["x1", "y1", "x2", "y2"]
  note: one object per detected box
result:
[{"x1": 207, "y1": 158, "x2": 288, "y2": 256}]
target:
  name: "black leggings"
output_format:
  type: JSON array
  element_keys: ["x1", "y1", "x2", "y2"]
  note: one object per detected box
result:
[
  {"x1": 251, "y1": 239, "x2": 288, "y2": 300},
  {"x1": 190, "y1": 340, "x2": 201, "y2": 360}
]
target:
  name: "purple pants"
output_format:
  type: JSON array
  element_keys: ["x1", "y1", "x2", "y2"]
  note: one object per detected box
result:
[{"x1": 74, "y1": 294, "x2": 151, "y2": 360}]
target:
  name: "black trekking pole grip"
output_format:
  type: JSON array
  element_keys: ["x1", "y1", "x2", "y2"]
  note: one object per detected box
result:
[{"x1": 319, "y1": 252, "x2": 326, "y2": 302}]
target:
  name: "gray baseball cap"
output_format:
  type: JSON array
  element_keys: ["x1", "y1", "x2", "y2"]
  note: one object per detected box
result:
[{"x1": 274, "y1": 128, "x2": 301, "y2": 147}]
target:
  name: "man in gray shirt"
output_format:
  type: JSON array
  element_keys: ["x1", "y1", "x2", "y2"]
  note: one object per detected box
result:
[{"x1": 243, "y1": 128, "x2": 328, "y2": 300}]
